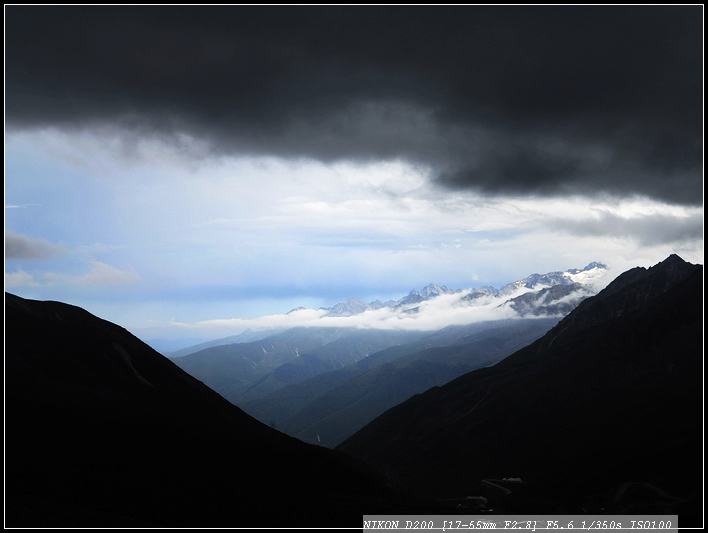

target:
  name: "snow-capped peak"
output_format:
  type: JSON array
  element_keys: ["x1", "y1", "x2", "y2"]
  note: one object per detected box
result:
[
  {"x1": 317, "y1": 262, "x2": 609, "y2": 322},
  {"x1": 418, "y1": 283, "x2": 454, "y2": 298},
  {"x1": 562, "y1": 262, "x2": 608, "y2": 286}
]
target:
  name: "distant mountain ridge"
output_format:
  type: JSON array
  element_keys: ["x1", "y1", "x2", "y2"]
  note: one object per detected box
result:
[
  {"x1": 315, "y1": 284, "x2": 456, "y2": 318},
  {"x1": 167, "y1": 262, "x2": 607, "y2": 359},
  {"x1": 166, "y1": 327, "x2": 286, "y2": 358},
  {"x1": 317, "y1": 262, "x2": 607, "y2": 318},
  {"x1": 172, "y1": 327, "x2": 427, "y2": 404}
]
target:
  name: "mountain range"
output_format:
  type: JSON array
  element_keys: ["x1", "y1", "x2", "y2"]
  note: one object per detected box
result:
[
  {"x1": 171, "y1": 262, "x2": 608, "y2": 398},
  {"x1": 337, "y1": 254, "x2": 703, "y2": 526},
  {"x1": 169, "y1": 262, "x2": 607, "y2": 445},
  {"x1": 164, "y1": 261, "x2": 608, "y2": 358},
  {"x1": 319, "y1": 262, "x2": 608, "y2": 318},
  {"x1": 321, "y1": 283, "x2": 457, "y2": 317}
]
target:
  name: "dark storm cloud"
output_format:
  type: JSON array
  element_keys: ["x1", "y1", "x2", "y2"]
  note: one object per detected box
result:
[
  {"x1": 5, "y1": 5, "x2": 703, "y2": 204},
  {"x1": 555, "y1": 211, "x2": 704, "y2": 247}
]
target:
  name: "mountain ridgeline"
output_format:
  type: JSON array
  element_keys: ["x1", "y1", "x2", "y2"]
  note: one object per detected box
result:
[{"x1": 337, "y1": 254, "x2": 703, "y2": 526}]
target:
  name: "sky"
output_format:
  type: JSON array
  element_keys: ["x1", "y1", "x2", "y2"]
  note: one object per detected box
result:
[{"x1": 5, "y1": 6, "x2": 703, "y2": 348}]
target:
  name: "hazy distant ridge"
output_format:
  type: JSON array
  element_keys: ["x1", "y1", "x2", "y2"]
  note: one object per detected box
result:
[{"x1": 169, "y1": 262, "x2": 608, "y2": 358}]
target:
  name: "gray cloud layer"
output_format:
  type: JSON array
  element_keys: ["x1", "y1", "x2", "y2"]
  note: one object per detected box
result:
[
  {"x1": 5, "y1": 6, "x2": 703, "y2": 204},
  {"x1": 5, "y1": 230, "x2": 66, "y2": 260},
  {"x1": 553, "y1": 211, "x2": 704, "y2": 247}
]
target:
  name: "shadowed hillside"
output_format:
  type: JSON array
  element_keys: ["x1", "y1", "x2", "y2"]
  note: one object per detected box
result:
[{"x1": 5, "y1": 293, "x2": 432, "y2": 527}]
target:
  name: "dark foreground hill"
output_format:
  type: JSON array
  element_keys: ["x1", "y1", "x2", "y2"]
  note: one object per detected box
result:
[
  {"x1": 337, "y1": 255, "x2": 704, "y2": 527},
  {"x1": 4, "y1": 293, "x2": 432, "y2": 527}
]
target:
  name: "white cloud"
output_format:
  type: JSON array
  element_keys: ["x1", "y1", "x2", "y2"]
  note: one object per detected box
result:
[
  {"x1": 5, "y1": 269, "x2": 40, "y2": 288},
  {"x1": 167, "y1": 282, "x2": 587, "y2": 335},
  {"x1": 5, "y1": 261, "x2": 142, "y2": 288},
  {"x1": 73, "y1": 261, "x2": 143, "y2": 285}
]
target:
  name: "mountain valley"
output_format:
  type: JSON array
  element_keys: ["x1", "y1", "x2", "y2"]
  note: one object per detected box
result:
[{"x1": 5, "y1": 256, "x2": 702, "y2": 527}]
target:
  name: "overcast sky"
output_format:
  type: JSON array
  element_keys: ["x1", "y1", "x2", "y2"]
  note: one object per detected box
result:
[{"x1": 5, "y1": 6, "x2": 703, "y2": 346}]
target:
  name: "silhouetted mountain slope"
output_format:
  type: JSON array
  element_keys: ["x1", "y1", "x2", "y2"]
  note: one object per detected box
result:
[
  {"x1": 5, "y1": 293, "x2": 431, "y2": 527},
  {"x1": 337, "y1": 255, "x2": 703, "y2": 527}
]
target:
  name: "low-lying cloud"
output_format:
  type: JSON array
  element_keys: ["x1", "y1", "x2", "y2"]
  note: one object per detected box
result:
[
  {"x1": 169, "y1": 270, "x2": 612, "y2": 335},
  {"x1": 171, "y1": 291, "x2": 519, "y2": 333}
]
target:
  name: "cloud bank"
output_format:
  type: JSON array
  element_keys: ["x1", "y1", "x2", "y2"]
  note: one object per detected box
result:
[
  {"x1": 5, "y1": 6, "x2": 703, "y2": 205},
  {"x1": 171, "y1": 291, "x2": 526, "y2": 333}
]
